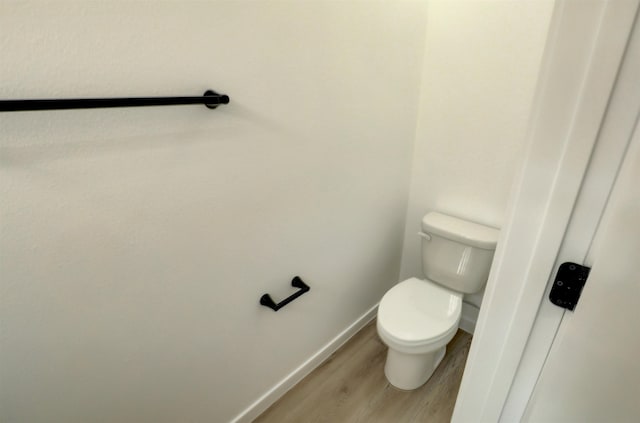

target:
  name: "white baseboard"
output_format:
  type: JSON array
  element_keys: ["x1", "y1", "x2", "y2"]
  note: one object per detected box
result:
[
  {"x1": 459, "y1": 302, "x2": 479, "y2": 335},
  {"x1": 230, "y1": 303, "x2": 379, "y2": 423}
]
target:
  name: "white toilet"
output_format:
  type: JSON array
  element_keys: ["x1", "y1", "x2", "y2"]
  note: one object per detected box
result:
[{"x1": 377, "y1": 211, "x2": 499, "y2": 390}]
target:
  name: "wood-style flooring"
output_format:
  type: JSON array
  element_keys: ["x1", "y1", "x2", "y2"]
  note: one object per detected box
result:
[{"x1": 254, "y1": 319, "x2": 472, "y2": 423}]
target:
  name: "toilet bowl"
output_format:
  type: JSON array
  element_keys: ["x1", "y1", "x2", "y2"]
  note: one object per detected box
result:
[
  {"x1": 377, "y1": 277, "x2": 462, "y2": 390},
  {"x1": 376, "y1": 212, "x2": 499, "y2": 390}
]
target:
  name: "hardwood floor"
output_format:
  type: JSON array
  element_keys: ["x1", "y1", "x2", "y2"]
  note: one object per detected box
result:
[{"x1": 254, "y1": 320, "x2": 473, "y2": 423}]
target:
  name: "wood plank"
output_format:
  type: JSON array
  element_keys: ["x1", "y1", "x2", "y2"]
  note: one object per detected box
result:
[{"x1": 254, "y1": 320, "x2": 472, "y2": 423}]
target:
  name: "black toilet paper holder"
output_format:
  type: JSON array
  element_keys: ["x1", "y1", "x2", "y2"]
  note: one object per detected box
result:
[{"x1": 260, "y1": 276, "x2": 310, "y2": 312}]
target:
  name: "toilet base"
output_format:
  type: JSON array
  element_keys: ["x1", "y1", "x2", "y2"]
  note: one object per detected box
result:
[{"x1": 384, "y1": 345, "x2": 446, "y2": 390}]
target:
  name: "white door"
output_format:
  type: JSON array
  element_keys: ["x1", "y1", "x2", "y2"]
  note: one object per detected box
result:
[
  {"x1": 497, "y1": 9, "x2": 640, "y2": 421},
  {"x1": 522, "y1": 111, "x2": 640, "y2": 420},
  {"x1": 453, "y1": 3, "x2": 640, "y2": 422}
]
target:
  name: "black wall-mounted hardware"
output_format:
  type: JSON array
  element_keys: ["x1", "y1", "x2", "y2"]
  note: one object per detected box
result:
[
  {"x1": 549, "y1": 262, "x2": 590, "y2": 311},
  {"x1": 0, "y1": 90, "x2": 229, "y2": 112},
  {"x1": 260, "y1": 276, "x2": 310, "y2": 312}
]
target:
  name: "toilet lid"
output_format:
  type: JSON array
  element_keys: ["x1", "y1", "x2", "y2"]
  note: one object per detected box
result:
[{"x1": 378, "y1": 278, "x2": 462, "y2": 344}]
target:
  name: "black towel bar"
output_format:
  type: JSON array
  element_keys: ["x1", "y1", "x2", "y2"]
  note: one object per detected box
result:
[
  {"x1": 260, "y1": 277, "x2": 310, "y2": 312},
  {"x1": 0, "y1": 90, "x2": 229, "y2": 112}
]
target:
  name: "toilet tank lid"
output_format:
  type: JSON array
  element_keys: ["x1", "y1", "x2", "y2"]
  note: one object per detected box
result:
[{"x1": 422, "y1": 212, "x2": 499, "y2": 249}]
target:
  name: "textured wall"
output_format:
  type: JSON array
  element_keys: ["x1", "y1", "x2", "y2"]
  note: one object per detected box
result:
[{"x1": 0, "y1": 2, "x2": 427, "y2": 422}]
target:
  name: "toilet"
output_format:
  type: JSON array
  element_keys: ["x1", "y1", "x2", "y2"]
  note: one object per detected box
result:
[{"x1": 377, "y1": 211, "x2": 499, "y2": 390}]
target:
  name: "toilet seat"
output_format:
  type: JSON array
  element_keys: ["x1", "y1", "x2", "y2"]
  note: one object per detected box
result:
[{"x1": 377, "y1": 277, "x2": 462, "y2": 354}]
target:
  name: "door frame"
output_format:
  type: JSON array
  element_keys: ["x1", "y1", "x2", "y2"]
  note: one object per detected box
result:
[
  {"x1": 451, "y1": 1, "x2": 640, "y2": 422},
  {"x1": 501, "y1": 10, "x2": 640, "y2": 421}
]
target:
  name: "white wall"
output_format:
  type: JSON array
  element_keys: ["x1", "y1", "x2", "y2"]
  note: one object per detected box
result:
[
  {"x1": 0, "y1": 2, "x2": 428, "y2": 422},
  {"x1": 398, "y1": 0, "x2": 555, "y2": 311}
]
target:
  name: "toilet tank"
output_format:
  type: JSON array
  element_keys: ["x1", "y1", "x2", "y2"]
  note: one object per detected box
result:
[{"x1": 421, "y1": 212, "x2": 499, "y2": 294}]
